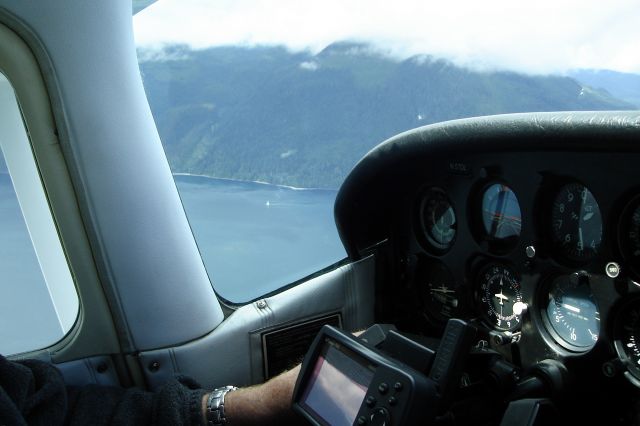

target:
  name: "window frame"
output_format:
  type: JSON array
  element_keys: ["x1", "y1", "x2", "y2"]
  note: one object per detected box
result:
[
  {"x1": 0, "y1": 17, "x2": 120, "y2": 361},
  {"x1": 0, "y1": 72, "x2": 78, "y2": 354}
]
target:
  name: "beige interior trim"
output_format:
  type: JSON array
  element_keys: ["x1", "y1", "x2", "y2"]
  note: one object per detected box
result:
[{"x1": 0, "y1": 21, "x2": 120, "y2": 361}]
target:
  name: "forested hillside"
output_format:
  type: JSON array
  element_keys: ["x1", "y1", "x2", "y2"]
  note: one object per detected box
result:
[
  {"x1": 139, "y1": 42, "x2": 635, "y2": 188},
  {"x1": 569, "y1": 69, "x2": 640, "y2": 108}
]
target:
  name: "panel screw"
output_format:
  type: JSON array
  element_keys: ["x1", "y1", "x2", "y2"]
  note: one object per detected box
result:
[
  {"x1": 525, "y1": 245, "x2": 536, "y2": 258},
  {"x1": 602, "y1": 360, "x2": 621, "y2": 378},
  {"x1": 512, "y1": 369, "x2": 520, "y2": 381},
  {"x1": 96, "y1": 362, "x2": 108, "y2": 374},
  {"x1": 606, "y1": 262, "x2": 621, "y2": 278},
  {"x1": 256, "y1": 300, "x2": 267, "y2": 309},
  {"x1": 149, "y1": 361, "x2": 160, "y2": 372}
]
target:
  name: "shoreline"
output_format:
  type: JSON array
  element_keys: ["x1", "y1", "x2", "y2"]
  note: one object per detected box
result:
[{"x1": 172, "y1": 172, "x2": 338, "y2": 192}]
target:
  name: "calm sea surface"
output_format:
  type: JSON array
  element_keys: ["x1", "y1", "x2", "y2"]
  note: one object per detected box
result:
[
  {"x1": 174, "y1": 174, "x2": 346, "y2": 302},
  {"x1": 0, "y1": 173, "x2": 346, "y2": 343},
  {"x1": 0, "y1": 173, "x2": 62, "y2": 354}
]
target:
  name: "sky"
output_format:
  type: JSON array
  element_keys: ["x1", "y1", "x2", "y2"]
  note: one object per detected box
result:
[{"x1": 133, "y1": 0, "x2": 640, "y2": 75}]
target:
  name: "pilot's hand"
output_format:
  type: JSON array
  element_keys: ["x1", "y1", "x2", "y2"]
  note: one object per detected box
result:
[{"x1": 201, "y1": 365, "x2": 302, "y2": 425}]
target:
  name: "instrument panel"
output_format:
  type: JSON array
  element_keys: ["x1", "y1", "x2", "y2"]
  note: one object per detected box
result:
[
  {"x1": 407, "y1": 155, "x2": 640, "y2": 375},
  {"x1": 333, "y1": 112, "x2": 640, "y2": 396}
]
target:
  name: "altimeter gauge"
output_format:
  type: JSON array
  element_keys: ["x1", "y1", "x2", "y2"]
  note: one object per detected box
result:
[
  {"x1": 550, "y1": 182, "x2": 602, "y2": 261},
  {"x1": 477, "y1": 263, "x2": 523, "y2": 331}
]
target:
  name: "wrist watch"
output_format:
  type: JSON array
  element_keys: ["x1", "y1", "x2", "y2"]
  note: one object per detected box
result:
[{"x1": 206, "y1": 385, "x2": 237, "y2": 425}]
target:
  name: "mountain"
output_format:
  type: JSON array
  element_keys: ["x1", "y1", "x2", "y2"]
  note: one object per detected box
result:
[
  {"x1": 138, "y1": 43, "x2": 635, "y2": 188},
  {"x1": 569, "y1": 69, "x2": 640, "y2": 108}
]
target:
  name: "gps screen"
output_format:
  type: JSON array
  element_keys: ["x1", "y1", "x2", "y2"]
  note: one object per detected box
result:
[{"x1": 300, "y1": 338, "x2": 375, "y2": 426}]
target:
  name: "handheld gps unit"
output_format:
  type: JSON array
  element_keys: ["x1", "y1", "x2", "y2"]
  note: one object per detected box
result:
[{"x1": 292, "y1": 325, "x2": 438, "y2": 426}]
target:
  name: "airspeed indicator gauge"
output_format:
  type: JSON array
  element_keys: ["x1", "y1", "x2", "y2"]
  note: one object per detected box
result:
[{"x1": 419, "y1": 188, "x2": 457, "y2": 253}]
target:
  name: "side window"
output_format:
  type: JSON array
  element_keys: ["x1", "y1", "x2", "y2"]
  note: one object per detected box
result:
[{"x1": 0, "y1": 74, "x2": 78, "y2": 355}]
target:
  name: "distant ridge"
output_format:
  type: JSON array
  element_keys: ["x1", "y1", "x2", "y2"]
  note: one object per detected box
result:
[
  {"x1": 569, "y1": 69, "x2": 640, "y2": 108},
  {"x1": 139, "y1": 42, "x2": 635, "y2": 188}
]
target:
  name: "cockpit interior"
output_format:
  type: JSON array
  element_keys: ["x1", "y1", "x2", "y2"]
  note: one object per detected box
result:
[
  {"x1": 0, "y1": 1, "x2": 639, "y2": 425},
  {"x1": 333, "y1": 111, "x2": 640, "y2": 424}
]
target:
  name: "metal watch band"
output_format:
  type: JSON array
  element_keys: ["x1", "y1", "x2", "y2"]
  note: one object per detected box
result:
[{"x1": 206, "y1": 385, "x2": 237, "y2": 426}]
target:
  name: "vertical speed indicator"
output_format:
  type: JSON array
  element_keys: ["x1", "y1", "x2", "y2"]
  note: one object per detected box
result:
[
  {"x1": 614, "y1": 298, "x2": 640, "y2": 386},
  {"x1": 477, "y1": 264, "x2": 523, "y2": 331},
  {"x1": 618, "y1": 195, "x2": 640, "y2": 280}
]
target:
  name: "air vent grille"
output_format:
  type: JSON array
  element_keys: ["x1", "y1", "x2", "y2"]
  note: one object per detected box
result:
[{"x1": 262, "y1": 313, "x2": 341, "y2": 379}]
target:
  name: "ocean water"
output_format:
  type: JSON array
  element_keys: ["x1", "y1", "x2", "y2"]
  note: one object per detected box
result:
[
  {"x1": 0, "y1": 173, "x2": 345, "y2": 353},
  {"x1": 0, "y1": 172, "x2": 345, "y2": 304},
  {"x1": 0, "y1": 173, "x2": 64, "y2": 355},
  {"x1": 174, "y1": 174, "x2": 346, "y2": 302}
]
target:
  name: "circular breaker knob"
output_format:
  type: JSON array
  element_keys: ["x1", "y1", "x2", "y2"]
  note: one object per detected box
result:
[{"x1": 370, "y1": 407, "x2": 391, "y2": 426}]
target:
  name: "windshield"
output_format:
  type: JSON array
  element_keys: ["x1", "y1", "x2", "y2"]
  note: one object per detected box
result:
[{"x1": 133, "y1": 0, "x2": 640, "y2": 303}]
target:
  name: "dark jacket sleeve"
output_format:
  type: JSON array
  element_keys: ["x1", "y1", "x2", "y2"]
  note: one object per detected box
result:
[{"x1": 0, "y1": 355, "x2": 207, "y2": 426}]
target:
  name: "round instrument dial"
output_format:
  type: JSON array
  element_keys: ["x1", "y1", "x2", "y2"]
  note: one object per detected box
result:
[
  {"x1": 550, "y1": 183, "x2": 602, "y2": 261},
  {"x1": 481, "y1": 183, "x2": 522, "y2": 245},
  {"x1": 419, "y1": 188, "x2": 456, "y2": 252},
  {"x1": 544, "y1": 273, "x2": 600, "y2": 351},
  {"x1": 614, "y1": 298, "x2": 640, "y2": 385},
  {"x1": 477, "y1": 264, "x2": 523, "y2": 331},
  {"x1": 619, "y1": 195, "x2": 640, "y2": 279},
  {"x1": 421, "y1": 260, "x2": 460, "y2": 324}
]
